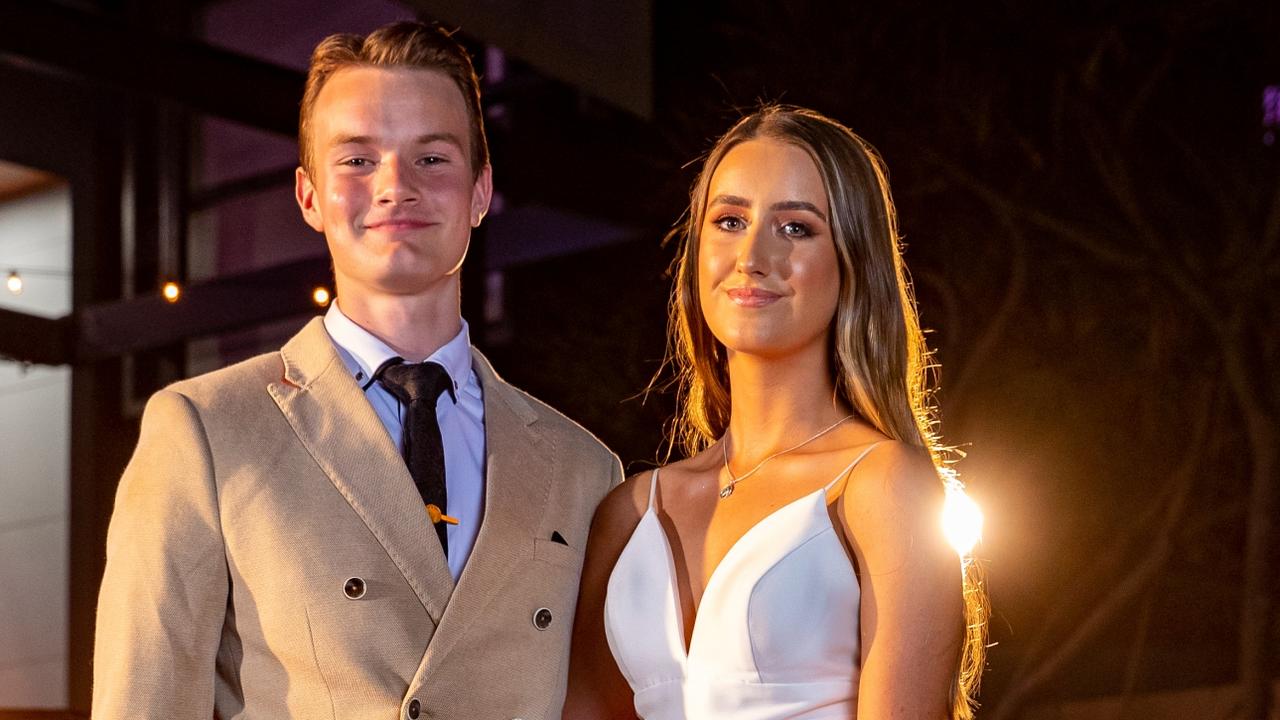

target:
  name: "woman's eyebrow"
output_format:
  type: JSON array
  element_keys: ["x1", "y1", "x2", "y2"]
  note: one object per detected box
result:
[
  {"x1": 770, "y1": 200, "x2": 827, "y2": 222},
  {"x1": 708, "y1": 193, "x2": 751, "y2": 208}
]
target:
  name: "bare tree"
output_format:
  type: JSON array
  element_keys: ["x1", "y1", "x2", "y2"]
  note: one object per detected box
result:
[{"x1": 922, "y1": 9, "x2": 1279, "y2": 716}]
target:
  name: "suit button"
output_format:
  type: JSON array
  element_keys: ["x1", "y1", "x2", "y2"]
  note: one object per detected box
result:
[
  {"x1": 407, "y1": 698, "x2": 421, "y2": 719},
  {"x1": 344, "y1": 577, "x2": 366, "y2": 599},
  {"x1": 533, "y1": 607, "x2": 553, "y2": 630}
]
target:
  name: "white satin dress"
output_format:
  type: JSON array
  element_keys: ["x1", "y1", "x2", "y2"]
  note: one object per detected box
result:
[{"x1": 603, "y1": 443, "x2": 882, "y2": 719}]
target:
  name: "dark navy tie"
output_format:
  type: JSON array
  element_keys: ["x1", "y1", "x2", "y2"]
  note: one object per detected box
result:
[{"x1": 376, "y1": 359, "x2": 454, "y2": 554}]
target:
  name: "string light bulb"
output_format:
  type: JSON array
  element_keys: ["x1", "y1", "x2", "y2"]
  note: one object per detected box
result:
[
  {"x1": 162, "y1": 281, "x2": 181, "y2": 303},
  {"x1": 312, "y1": 286, "x2": 331, "y2": 306},
  {"x1": 5, "y1": 270, "x2": 22, "y2": 295},
  {"x1": 942, "y1": 486, "x2": 984, "y2": 557}
]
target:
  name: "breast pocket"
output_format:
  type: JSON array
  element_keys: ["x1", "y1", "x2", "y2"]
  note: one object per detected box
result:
[
  {"x1": 518, "y1": 537, "x2": 585, "y2": 627},
  {"x1": 533, "y1": 536, "x2": 585, "y2": 572}
]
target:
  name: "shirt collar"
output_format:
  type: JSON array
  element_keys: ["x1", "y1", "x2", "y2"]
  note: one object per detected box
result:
[{"x1": 323, "y1": 300, "x2": 472, "y2": 400}]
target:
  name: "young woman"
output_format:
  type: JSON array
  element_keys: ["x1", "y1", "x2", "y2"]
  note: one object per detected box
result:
[{"x1": 564, "y1": 106, "x2": 985, "y2": 719}]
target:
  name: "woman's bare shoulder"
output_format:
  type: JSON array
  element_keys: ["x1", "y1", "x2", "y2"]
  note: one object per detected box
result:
[
  {"x1": 589, "y1": 451, "x2": 717, "y2": 538},
  {"x1": 842, "y1": 440, "x2": 943, "y2": 509},
  {"x1": 589, "y1": 448, "x2": 713, "y2": 543},
  {"x1": 837, "y1": 439, "x2": 951, "y2": 566},
  {"x1": 651, "y1": 447, "x2": 720, "y2": 483},
  {"x1": 592, "y1": 469, "x2": 654, "y2": 532}
]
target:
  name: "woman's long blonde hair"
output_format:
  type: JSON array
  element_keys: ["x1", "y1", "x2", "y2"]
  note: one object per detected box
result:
[{"x1": 664, "y1": 105, "x2": 986, "y2": 718}]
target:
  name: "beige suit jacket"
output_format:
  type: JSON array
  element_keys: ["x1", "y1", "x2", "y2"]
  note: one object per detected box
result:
[{"x1": 93, "y1": 318, "x2": 622, "y2": 719}]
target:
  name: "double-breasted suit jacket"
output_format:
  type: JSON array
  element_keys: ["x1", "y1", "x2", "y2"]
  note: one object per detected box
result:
[{"x1": 93, "y1": 317, "x2": 622, "y2": 719}]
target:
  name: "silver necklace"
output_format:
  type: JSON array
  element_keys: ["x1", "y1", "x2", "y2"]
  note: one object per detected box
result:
[{"x1": 719, "y1": 414, "x2": 855, "y2": 499}]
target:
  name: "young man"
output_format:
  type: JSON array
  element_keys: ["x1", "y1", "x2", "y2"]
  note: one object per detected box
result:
[{"x1": 93, "y1": 22, "x2": 621, "y2": 719}]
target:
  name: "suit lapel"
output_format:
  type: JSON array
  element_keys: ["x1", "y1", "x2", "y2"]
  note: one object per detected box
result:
[
  {"x1": 416, "y1": 348, "x2": 556, "y2": 675},
  {"x1": 267, "y1": 318, "x2": 455, "y2": 622}
]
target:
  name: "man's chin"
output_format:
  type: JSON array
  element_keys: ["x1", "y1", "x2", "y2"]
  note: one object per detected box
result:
[{"x1": 341, "y1": 272, "x2": 458, "y2": 299}]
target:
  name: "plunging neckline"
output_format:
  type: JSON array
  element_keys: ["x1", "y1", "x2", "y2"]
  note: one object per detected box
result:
[
  {"x1": 645, "y1": 485, "x2": 832, "y2": 659},
  {"x1": 601, "y1": 443, "x2": 882, "y2": 717}
]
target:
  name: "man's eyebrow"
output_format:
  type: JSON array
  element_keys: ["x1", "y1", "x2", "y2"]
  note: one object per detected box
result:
[
  {"x1": 330, "y1": 134, "x2": 375, "y2": 147},
  {"x1": 328, "y1": 133, "x2": 465, "y2": 149},
  {"x1": 415, "y1": 132, "x2": 466, "y2": 149}
]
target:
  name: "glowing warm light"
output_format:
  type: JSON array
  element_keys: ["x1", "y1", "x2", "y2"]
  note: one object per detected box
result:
[
  {"x1": 312, "y1": 286, "x2": 331, "y2": 306},
  {"x1": 942, "y1": 487, "x2": 983, "y2": 557},
  {"x1": 6, "y1": 271, "x2": 22, "y2": 295},
  {"x1": 162, "y1": 281, "x2": 181, "y2": 303}
]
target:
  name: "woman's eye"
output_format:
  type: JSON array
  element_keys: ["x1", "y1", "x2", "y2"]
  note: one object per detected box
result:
[
  {"x1": 780, "y1": 221, "x2": 812, "y2": 237},
  {"x1": 713, "y1": 215, "x2": 746, "y2": 231}
]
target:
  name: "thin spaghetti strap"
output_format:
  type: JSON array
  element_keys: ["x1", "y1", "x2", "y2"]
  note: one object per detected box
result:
[
  {"x1": 824, "y1": 441, "x2": 885, "y2": 494},
  {"x1": 647, "y1": 468, "x2": 660, "y2": 511}
]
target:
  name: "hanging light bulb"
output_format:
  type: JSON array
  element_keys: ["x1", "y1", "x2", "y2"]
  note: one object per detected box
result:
[
  {"x1": 162, "y1": 281, "x2": 181, "y2": 303},
  {"x1": 312, "y1": 286, "x2": 331, "y2": 306},
  {"x1": 5, "y1": 270, "x2": 22, "y2": 295}
]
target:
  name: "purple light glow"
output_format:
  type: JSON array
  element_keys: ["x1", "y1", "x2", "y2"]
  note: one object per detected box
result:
[{"x1": 1264, "y1": 86, "x2": 1280, "y2": 127}]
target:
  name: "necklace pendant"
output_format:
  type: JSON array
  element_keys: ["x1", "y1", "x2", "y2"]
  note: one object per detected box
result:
[{"x1": 719, "y1": 483, "x2": 735, "y2": 499}]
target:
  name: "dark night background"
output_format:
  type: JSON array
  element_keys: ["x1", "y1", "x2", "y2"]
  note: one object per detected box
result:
[{"x1": 0, "y1": 0, "x2": 1276, "y2": 717}]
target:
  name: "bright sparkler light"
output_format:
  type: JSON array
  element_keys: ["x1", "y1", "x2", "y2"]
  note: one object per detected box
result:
[
  {"x1": 942, "y1": 486, "x2": 983, "y2": 557},
  {"x1": 162, "y1": 281, "x2": 181, "y2": 303},
  {"x1": 6, "y1": 271, "x2": 22, "y2": 295},
  {"x1": 312, "y1": 286, "x2": 331, "y2": 306}
]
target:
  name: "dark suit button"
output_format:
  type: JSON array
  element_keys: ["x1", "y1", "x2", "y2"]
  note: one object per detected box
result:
[
  {"x1": 344, "y1": 577, "x2": 366, "y2": 600},
  {"x1": 407, "y1": 698, "x2": 421, "y2": 719},
  {"x1": 533, "y1": 607, "x2": 553, "y2": 630}
]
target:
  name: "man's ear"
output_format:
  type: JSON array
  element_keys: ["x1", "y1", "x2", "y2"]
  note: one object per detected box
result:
[
  {"x1": 296, "y1": 167, "x2": 325, "y2": 232},
  {"x1": 470, "y1": 164, "x2": 494, "y2": 228}
]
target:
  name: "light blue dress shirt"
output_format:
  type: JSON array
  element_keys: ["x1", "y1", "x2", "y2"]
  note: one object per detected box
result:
[{"x1": 323, "y1": 301, "x2": 486, "y2": 582}]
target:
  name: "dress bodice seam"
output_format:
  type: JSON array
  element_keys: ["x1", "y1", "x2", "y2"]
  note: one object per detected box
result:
[{"x1": 746, "y1": 521, "x2": 852, "y2": 675}]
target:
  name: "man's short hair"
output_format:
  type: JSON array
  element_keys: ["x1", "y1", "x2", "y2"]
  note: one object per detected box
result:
[{"x1": 299, "y1": 21, "x2": 489, "y2": 179}]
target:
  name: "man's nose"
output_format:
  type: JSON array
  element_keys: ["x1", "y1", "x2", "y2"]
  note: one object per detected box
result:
[{"x1": 374, "y1": 157, "x2": 419, "y2": 205}]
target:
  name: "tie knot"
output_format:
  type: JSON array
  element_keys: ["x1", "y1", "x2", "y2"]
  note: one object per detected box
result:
[{"x1": 377, "y1": 360, "x2": 455, "y2": 405}]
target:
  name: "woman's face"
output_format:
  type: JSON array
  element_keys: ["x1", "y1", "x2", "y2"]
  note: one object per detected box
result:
[{"x1": 698, "y1": 137, "x2": 840, "y2": 360}]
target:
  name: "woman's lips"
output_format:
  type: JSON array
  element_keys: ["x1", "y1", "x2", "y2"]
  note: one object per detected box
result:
[{"x1": 726, "y1": 287, "x2": 783, "y2": 307}]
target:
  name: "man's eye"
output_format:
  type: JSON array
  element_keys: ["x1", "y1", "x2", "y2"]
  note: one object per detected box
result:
[
  {"x1": 342, "y1": 158, "x2": 372, "y2": 167},
  {"x1": 418, "y1": 156, "x2": 446, "y2": 166}
]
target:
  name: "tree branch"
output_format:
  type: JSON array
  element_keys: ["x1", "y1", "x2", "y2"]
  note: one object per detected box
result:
[
  {"x1": 921, "y1": 147, "x2": 1147, "y2": 271},
  {"x1": 944, "y1": 209, "x2": 1027, "y2": 421},
  {"x1": 989, "y1": 383, "x2": 1214, "y2": 720}
]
